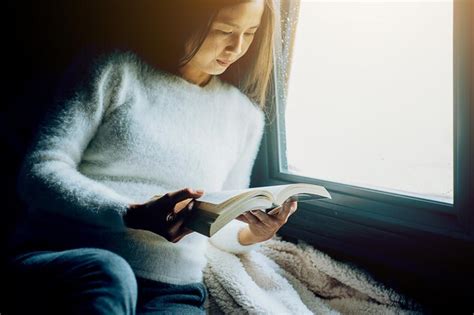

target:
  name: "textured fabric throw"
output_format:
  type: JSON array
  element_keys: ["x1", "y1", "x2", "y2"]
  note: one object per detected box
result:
[{"x1": 204, "y1": 237, "x2": 422, "y2": 314}]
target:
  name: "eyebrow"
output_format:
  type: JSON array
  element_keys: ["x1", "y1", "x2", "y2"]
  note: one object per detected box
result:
[{"x1": 214, "y1": 21, "x2": 260, "y2": 29}]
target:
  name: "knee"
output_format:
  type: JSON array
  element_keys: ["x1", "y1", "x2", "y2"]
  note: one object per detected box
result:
[
  {"x1": 77, "y1": 248, "x2": 138, "y2": 309},
  {"x1": 86, "y1": 249, "x2": 136, "y2": 284}
]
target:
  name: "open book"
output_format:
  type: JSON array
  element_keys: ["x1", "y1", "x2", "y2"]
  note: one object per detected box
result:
[{"x1": 185, "y1": 183, "x2": 331, "y2": 237}]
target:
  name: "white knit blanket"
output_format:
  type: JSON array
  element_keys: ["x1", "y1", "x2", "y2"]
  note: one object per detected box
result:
[{"x1": 204, "y1": 238, "x2": 422, "y2": 314}]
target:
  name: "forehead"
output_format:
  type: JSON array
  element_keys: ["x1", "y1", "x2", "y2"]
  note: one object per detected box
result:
[{"x1": 213, "y1": 1, "x2": 265, "y2": 27}]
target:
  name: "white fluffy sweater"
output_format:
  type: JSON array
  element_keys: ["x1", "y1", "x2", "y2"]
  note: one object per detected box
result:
[{"x1": 14, "y1": 51, "x2": 265, "y2": 285}]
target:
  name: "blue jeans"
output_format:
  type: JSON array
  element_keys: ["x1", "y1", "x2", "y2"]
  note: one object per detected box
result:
[{"x1": 6, "y1": 248, "x2": 207, "y2": 315}]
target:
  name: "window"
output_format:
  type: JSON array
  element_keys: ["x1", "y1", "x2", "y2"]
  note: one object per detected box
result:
[
  {"x1": 285, "y1": 0, "x2": 453, "y2": 204},
  {"x1": 260, "y1": 0, "x2": 472, "y2": 238}
]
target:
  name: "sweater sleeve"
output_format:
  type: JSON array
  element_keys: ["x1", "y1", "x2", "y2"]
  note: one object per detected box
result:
[
  {"x1": 16, "y1": 51, "x2": 134, "y2": 230},
  {"x1": 209, "y1": 104, "x2": 266, "y2": 254}
]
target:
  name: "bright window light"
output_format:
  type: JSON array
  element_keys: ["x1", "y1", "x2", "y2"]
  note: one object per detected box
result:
[{"x1": 284, "y1": 0, "x2": 453, "y2": 203}]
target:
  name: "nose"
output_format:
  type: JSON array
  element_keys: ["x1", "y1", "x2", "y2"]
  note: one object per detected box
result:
[{"x1": 225, "y1": 33, "x2": 244, "y2": 56}]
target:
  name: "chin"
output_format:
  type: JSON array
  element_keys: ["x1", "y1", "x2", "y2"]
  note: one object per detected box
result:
[
  {"x1": 208, "y1": 67, "x2": 227, "y2": 75},
  {"x1": 206, "y1": 63, "x2": 230, "y2": 75}
]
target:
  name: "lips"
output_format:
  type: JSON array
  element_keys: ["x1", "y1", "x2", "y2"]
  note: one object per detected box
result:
[{"x1": 217, "y1": 59, "x2": 233, "y2": 66}]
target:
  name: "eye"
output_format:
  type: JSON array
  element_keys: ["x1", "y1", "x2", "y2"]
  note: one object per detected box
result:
[
  {"x1": 244, "y1": 32, "x2": 256, "y2": 37},
  {"x1": 217, "y1": 30, "x2": 233, "y2": 35}
]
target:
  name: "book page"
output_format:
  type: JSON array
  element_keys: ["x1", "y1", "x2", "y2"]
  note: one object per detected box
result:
[
  {"x1": 274, "y1": 183, "x2": 331, "y2": 205},
  {"x1": 196, "y1": 189, "x2": 248, "y2": 205},
  {"x1": 254, "y1": 184, "x2": 331, "y2": 206},
  {"x1": 196, "y1": 186, "x2": 272, "y2": 205},
  {"x1": 255, "y1": 184, "x2": 293, "y2": 199},
  {"x1": 196, "y1": 184, "x2": 330, "y2": 209}
]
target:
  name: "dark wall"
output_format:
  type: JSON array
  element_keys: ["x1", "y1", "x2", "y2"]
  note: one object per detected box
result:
[
  {"x1": 4, "y1": 1, "x2": 88, "y2": 225},
  {"x1": 2, "y1": 4, "x2": 109, "y2": 309},
  {"x1": 4, "y1": 0, "x2": 157, "y2": 200},
  {"x1": 2, "y1": 3, "x2": 159, "y2": 312},
  {"x1": 3, "y1": 3, "x2": 204, "y2": 311}
]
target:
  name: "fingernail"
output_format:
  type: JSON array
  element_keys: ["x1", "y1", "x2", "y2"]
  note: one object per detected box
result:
[{"x1": 195, "y1": 189, "x2": 204, "y2": 194}]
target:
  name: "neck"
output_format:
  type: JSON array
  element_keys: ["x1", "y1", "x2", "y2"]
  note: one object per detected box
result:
[{"x1": 178, "y1": 64, "x2": 212, "y2": 87}]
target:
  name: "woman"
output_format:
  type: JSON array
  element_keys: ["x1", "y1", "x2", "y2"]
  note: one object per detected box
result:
[{"x1": 7, "y1": 0, "x2": 298, "y2": 314}]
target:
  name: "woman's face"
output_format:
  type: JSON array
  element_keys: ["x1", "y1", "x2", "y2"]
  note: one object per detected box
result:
[{"x1": 179, "y1": 0, "x2": 265, "y2": 85}]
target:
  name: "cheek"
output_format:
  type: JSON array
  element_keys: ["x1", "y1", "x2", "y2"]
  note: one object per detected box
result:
[
  {"x1": 199, "y1": 40, "x2": 224, "y2": 63},
  {"x1": 197, "y1": 50, "x2": 215, "y2": 65},
  {"x1": 205, "y1": 34, "x2": 225, "y2": 51},
  {"x1": 186, "y1": 36, "x2": 214, "y2": 63}
]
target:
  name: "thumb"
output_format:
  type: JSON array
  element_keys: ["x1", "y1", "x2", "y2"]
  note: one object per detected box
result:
[{"x1": 172, "y1": 200, "x2": 196, "y2": 223}]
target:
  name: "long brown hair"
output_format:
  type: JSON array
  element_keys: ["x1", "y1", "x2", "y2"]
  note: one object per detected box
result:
[
  {"x1": 223, "y1": 0, "x2": 275, "y2": 111},
  {"x1": 120, "y1": 0, "x2": 275, "y2": 111}
]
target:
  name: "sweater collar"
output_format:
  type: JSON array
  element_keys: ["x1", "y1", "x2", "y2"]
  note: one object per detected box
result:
[
  {"x1": 158, "y1": 69, "x2": 220, "y2": 92},
  {"x1": 176, "y1": 74, "x2": 219, "y2": 91}
]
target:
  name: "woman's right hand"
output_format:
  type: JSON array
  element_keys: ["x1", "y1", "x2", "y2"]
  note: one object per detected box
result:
[{"x1": 123, "y1": 188, "x2": 204, "y2": 242}]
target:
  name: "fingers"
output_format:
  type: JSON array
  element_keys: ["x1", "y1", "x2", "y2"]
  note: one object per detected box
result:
[
  {"x1": 289, "y1": 201, "x2": 298, "y2": 214},
  {"x1": 243, "y1": 211, "x2": 261, "y2": 225},
  {"x1": 235, "y1": 214, "x2": 249, "y2": 223},
  {"x1": 139, "y1": 188, "x2": 204, "y2": 242},
  {"x1": 276, "y1": 202, "x2": 290, "y2": 221},
  {"x1": 275, "y1": 200, "x2": 298, "y2": 221},
  {"x1": 159, "y1": 187, "x2": 204, "y2": 213},
  {"x1": 266, "y1": 206, "x2": 281, "y2": 216},
  {"x1": 167, "y1": 205, "x2": 195, "y2": 242},
  {"x1": 174, "y1": 198, "x2": 194, "y2": 213},
  {"x1": 246, "y1": 210, "x2": 279, "y2": 228},
  {"x1": 168, "y1": 187, "x2": 204, "y2": 203},
  {"x1": 169, "y1": 200, "x2": 195, "y2": 223}
]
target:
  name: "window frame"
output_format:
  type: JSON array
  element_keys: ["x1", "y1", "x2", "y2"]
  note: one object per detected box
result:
[{"x1": 253, "y1": 0, "x2": 473, "y2": 241}]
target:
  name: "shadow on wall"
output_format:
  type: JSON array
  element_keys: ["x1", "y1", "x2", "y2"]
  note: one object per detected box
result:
[{"x1": 2, "y1": 0, "x2": 202, "y2": 272}]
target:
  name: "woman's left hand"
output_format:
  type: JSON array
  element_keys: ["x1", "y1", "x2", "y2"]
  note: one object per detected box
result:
[{"x1": 236, "y1": 199, "x2": 298, "y2": 245}]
